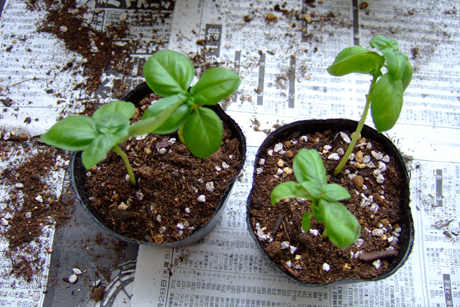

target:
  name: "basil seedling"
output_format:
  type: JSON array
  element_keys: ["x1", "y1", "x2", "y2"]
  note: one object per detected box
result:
[
  {"x1": 41, "y1": 100, "x2": 138, "y2": 185},
  {"x1": 327, "y1": 35, "x2": 413, "y2": 175},
  {"x1": 140, "y1": 49, "x2": 241, "y2": 158},
  {"x1": 41, "y1": 50, "x2": 241, "y2": 186},
  {"x1": 270, "y1": 149, "x2": 361, "y2": 249}
]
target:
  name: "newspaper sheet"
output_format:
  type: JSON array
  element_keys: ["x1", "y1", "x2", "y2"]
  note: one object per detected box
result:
[{"x1": 0, "y1": 0, "x2": 459, "y2": 306}]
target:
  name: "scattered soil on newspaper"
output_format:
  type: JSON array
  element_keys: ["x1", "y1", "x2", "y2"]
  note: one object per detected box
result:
[
  {"x1": 77, "y1": 93, "x2": 244, "y2": 244},
  {"x1": 28, "y1": 0, "x2": 135, "y2": 93},
  {"x1": 0, "y1": 137, "x2": 73, "y2": 282},
  {"x1": 249, "y1": 128, "x2": 407, "y2": 284}
]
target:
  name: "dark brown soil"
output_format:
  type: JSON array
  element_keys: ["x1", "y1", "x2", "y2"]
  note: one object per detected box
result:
[
  {"x1": 0, "y1": 137, "x2": 73, "y2": 282},
  {"x1": 80, "y1": 94, "x2": 244, "y2": 244},
  {"x1": 30, "y1": 0, "x2": 135, "y2": 93},
  {"x1": 249, "y1": 128, "x2": 406, "y2": 285}
]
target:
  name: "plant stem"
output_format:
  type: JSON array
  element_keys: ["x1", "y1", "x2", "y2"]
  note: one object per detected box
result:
[
  {"x1": 113, "y1": 145, "x2": 137, "y2": 186},
  {"x1": 333, "y1": 76, "x2": 378, "y2": 176}
]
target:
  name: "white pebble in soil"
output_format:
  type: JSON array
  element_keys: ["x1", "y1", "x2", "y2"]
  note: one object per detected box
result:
[
  {"x1": 372, "y1": 259, "x2": 381, "y2": 270},
  {"x1": 340, "y1": 132, "x2": 351, "y2": 143},
  {"x1": 328, "y1": 153, "x2": 340, "y2": 161},
  {"x1": 274, "y1": 143, "x2": 284, "y2": 153},
  {"x1": 280, "y1": 241, "x2": 290, "y2": 249},
  {"x1": 322, "y1": 263, "x2": 331, "y2": 271},
  {"x1": 206, "y1": 182, "x2": 215, "y2": 192},
  {"x1": 372, "y1": 229, "x2": 384, "y2": 237},
  {"x1": 354, "y1": 238, "x2": 364, "y2": 248},
  {"x1": 197, "y1": 195, "x2": 206, "y2": 203}
]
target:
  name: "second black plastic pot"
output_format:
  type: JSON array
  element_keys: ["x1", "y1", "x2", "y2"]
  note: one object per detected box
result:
[
  {"x1": 70, "y1": 82, "x2": 246, "y2": 247},
  {"x1": 246, "y1": 118, "x2": 414, "y2": 286}
]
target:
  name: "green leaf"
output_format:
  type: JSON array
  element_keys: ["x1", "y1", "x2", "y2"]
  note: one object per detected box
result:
[
  {"x1": 270, "y1": 181, "x2": 309, "y2": 206},
  {"x1": 129, "y1": 94, "x2": 187, "y2": 137},
  {"x1": 371, "y1": 73, "x2": 404, "y2": 132},
  {"x1": 92, "y1": 100, "x2": 135, "y2": 120},
  {"x1": 190, "y1": 68, "x2": 241, "y2": 105},
  {"x1": 401, "y1": 59, "x2": 413, "y2": 91},
  {"x1": 327, "y1": 46, "x2": 384, "y2": 76},
  {"x1": 301, "y1": 181, "x2": 322, "y2": 199},
  {"x1": 94, "y1": 112, "x2": 130, "y2": 136},
  {"x1": 322, "y1": 183, "x2": 351, "y2": 201},
  {"x1": 320, "y1": 199, "x2": 361, "y2": 249},
  {"x1": 143, "y1": 50, "x2": 195, "y2": 97},
  {"x1": 301, "y1": 211, "x2": 313, "y2": 232},
  {"x1": 369, "y1": 35, "x2": 399, "y2": 51},
  {"x1": 81, "y1": 134, "x2": 118, "y2": 170},
  {"x1": 381, "y1": 48, "x2": 406, "y2": 80},
  {"x1": 293, "y1": 149, "x2": 327, "y2": 186},
  {"x1": 143, "y1": 96, "x2": 192, "y2": 134},
  {"x1": 40, "y1": 116, "x2": 96, "y2": 151},
  {"x1": 182, "y1": 107, "x2": 223, "y2": 158}
]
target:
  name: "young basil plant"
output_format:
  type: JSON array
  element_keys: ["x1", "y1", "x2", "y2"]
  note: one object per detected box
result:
[
  {"x1": 140, "y1": 49, "x2": 241, "y2": 158},
  {"x1": 327, "y1": 35, "x2": 413, "y2": 175},
  {"x1": 41, "y1": 100, "x2": 172, "y2": 187},
  {"x1": 270, "y1": 149, "x2": 361, "y2": 249}
]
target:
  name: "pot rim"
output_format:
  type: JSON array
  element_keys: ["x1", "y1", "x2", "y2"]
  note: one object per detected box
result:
[{"x1": 246, "y1": 118, "x2": 414, "y2": 286}]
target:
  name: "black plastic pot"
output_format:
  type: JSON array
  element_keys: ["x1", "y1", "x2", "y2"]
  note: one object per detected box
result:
[
  {"x1": 70, "y1": 82, "x2": 246, "y2": 247},
  {"x1": 246, "y1": 119, "x2": 414, "y2": 286}
]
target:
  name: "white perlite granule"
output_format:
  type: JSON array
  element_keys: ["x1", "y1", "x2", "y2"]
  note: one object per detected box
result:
[
  {"x1": 322, "y1": 263, "x2": 331, "y2": 271},
  {"x1": 197, "y1": 195, "x2": 206, "y2": 203}
]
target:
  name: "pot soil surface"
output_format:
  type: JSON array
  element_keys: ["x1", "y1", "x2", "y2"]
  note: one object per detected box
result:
[
  {"x1": 249, "y1": 128, "x2": 407, "y2": 285},
  {"x1": 81, "y1": 93, "x2": 244, "y2": 244}
]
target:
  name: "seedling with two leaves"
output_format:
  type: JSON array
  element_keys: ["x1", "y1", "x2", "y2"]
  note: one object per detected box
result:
[
  {"x1": 327, "y1": 35, "x2": 413, "y2": 175},
  {"x1": 270, "y1": 149, "x2": 361, "y2": 249},
  {"x1": 41, "y1": 50, "x2": 241, "y2": 186}
]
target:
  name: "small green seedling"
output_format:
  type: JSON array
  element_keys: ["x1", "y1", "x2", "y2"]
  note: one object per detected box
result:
[
  {"x1": 327, "y1": 35, "x2": 413, "y2": 175},
  {"x1": 142, "y1": 49, "x2": 241, "y2": 158},
  {"x1": 41, "y1": 50, "x2": 241, "y2": 187},
  {"x1": 270, "y1": 149, "x2": 361, "y2": 249}
]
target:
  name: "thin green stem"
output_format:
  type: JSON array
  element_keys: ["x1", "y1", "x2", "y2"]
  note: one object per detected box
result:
[
  {"x1": 113, "y1": 145, "x2": 137, "y2": 186},
  {"x1": 334, "y1": 75, "x2": 378, "y2": 176},
  {"x1": 322, "y1": 228, "x2": 328, "y2": 239}
]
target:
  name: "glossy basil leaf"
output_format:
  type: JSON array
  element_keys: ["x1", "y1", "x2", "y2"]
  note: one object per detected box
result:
[
  {"x1": 94, "y1": 112, "x2": 130, "y2": 136},
  {"x1": 190, "y1": 68, "x2": 241, "y2": 105},
  {"x1": 40, "y1": 116, "x2": 96, "y2": 151},
  {"x1": 143, "y1": 49, "x2": 195, "y2": 97},
  {"x1": 293, "y1": 149, "x2": 327, "y2": 186},
  {"x1": 143, "y1": 97, "x2": 192, "y2": 134},
  {"x1": 270, "y1": 181, "x2": 309, "y2": 206},
  {"x1": 369, "y1": 35, "x2": 399, "y2": 51},
  {"x1": 381, "y1": 48, "x2": 406, "y2": 80},
  {"x1": 81, "y1": 134, "x2": 118, "y2": 170},
  {"x1": 371, "y1": 73, "x2": 404, "y2": 132},
  {"x1": 327, "y1": 46, "x2": 384, "y2": 76},
  {"x1": 322, "y1": 183, "x2": 351, "y2": 201},
  {"x1": 301, "y1": 181, "x2": 322, "y2": 199},
  {"x1": 182, "y1": 107, "x2": 223, "y2": 158},
  {"x1": 92, "y1": 100, "x2": 135, "y2": 120},
  {"x1": 129, "y1": 94, "x2": 187, "y2": 137},
  {"x1": 320, "y1": 199, "x2": 361, "y2": 249},
  {"x1": 401, "y1": 59, "x2": 413, "y2": 91},
  {"x1": 301, "y1": 211, "x2": 313, "y2": 232}
]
